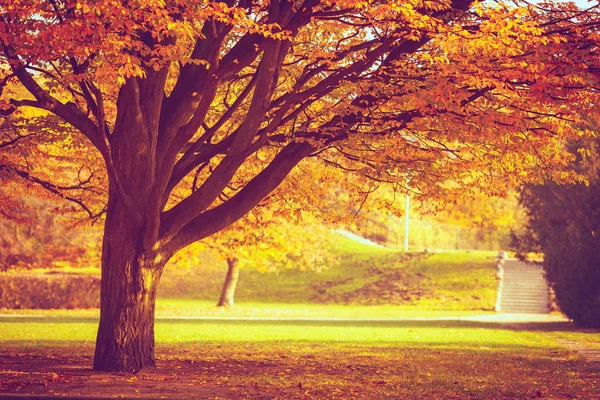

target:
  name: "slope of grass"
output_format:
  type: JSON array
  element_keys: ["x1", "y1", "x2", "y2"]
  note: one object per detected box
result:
[
  {"x1": 2, "y1": 234, "x2": 499, "y2": 311},
  {"x1": 159, "y1": 235, "x2": 498, "y2": 310}
]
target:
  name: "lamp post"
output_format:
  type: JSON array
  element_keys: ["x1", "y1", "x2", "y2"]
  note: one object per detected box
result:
[{"x1": 404, "y1": 193, "x2": 409, "y2": 252}]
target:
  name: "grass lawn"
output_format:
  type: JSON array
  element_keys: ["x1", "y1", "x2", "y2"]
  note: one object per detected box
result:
[
  {"x1": 0, "y1": 315, "x2": 598, "y2": 398},
  {"x1": 1, "y1": 235, "x2": 499, "y2": 311},
  {"x1": 157, "y1": 236, "x2": 499, "y2": 311}
]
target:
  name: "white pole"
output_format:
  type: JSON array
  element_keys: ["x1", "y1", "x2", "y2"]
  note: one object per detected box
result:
[{"x1": 404, "y1": 193, "x2": 409, "y2": 251}]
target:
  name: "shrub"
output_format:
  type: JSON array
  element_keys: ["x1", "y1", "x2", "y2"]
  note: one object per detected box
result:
[
  {"x1": 516, "y1": 138, "x2": 600, "y2": 328},
  {"x1": 0, "y1": 273, "x2": 100, "y2": 309}
]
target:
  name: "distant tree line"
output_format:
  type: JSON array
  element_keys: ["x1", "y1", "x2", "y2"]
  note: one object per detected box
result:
[{"x1": 0, "y1": 194, "x2": 100, "y2": 271}]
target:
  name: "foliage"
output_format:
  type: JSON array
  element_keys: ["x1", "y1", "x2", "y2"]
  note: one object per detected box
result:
[
  {"x1": 1, "y1": 0, "x2": 594, "y2": 253},
  {"x1": 0, "y1": 273, "x2": 100, "y2": 309},
  {"x1": 386, "y1": 215, "x2": 513, "y2": 251},
  {"x1": 434, "y1": 191, "x2": 524, "y2": 232},
  {"x1": 423, "y1": 191, "x2": 525, "y2": 250},
  {"x1": 0, "y1": 84, "x2": 107, "y2": 222},
  {"x1": 172, "y1": 210, "x2": 338, "y2": 274},
  {"x1": 0, "y1": 194, "x2": 102, "y2": 271},
  {"x1": 342, "y1": 188, "x2": 531, "y2": 251},
  {"x1": 516, "y1": 138, "x2": 600, "y2": 328}
]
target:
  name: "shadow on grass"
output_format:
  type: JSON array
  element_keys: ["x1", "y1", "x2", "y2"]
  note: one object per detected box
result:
[
  {"x1": 0, "y1": 344, "x2": 588, "y2": 400},
  {"x1": 0, "y1": 339, "x2": 568, "y2": 360}
]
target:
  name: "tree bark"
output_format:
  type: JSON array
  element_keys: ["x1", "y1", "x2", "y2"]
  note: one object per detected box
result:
[
  {"x1": 216, "y1": 258, "x2": 239, "y2": 308},
  {"x1": 93, "y1": 196, "x2": 164, "y2": 372}
]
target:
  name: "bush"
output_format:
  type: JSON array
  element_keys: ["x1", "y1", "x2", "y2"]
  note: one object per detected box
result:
[
  {"x1": 0, "y1": 273, "x2": 100, "y2": 309},
  {"x1": 516, "y1": 138, "x2": 600, "y2": 328}
]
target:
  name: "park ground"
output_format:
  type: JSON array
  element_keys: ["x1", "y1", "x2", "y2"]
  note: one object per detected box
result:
[{"x1": 0, "y1": 237, "x2": 599, "y2": 399}]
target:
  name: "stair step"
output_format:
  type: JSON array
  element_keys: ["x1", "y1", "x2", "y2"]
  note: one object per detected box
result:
[
  {"x1": 504, "y1": 277, "x2": 547, "y2": 280},
  {"x1": 502, "y1": 291, "x2": 548, "y2": 295},
  {"x1": 504, "y1": 273, "x2": 546, "y2": 282},
  {"x1": 505, "y1": 279, "x2": 546, "y2": 282},
  {"x1": 502, "y1": 300, "x2": 549, "y2": 304},
  {"x1": 503, "y1": 290, "x2": 547, "y2": 293},
  {"x1": 503, "y1": 283, "x2": 547, "y2": 285},
  {"x1": 504, "y1": 277, "x2": 546, "y2": 279},
  {"x1": 502, "y1": 292, "x2": 548, "y2": 296},
  {"x1": 504, "y1": 285, "x2": 548, "y2": 287},
  {"x1": 498, "y1": 260, "x2": 551, "y2": 315},
  {"x1": 502, "y1": 296, "x2": 548, "y2": 300},
  {"x1": 502, "y1": 291, "x2": 548, "y2": 294}
]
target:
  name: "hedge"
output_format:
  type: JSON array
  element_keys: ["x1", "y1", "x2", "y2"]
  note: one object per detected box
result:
[{"x1": 0, "y1": 273, "x2": 100, "y2": 309}]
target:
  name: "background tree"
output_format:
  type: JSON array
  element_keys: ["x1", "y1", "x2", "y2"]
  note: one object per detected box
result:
[
  {"x1": 0, "y1": 193, "x2": 101, "y2": 271},
  {"x1": 0, "y1": 0, "x2": 595, "y2": 371},
  {"x1": 185, "y1": 210, "x2": 337, "y2": 308},
  {"x1": 516, "y1": 134, "x2": 600, "y2": 328}
]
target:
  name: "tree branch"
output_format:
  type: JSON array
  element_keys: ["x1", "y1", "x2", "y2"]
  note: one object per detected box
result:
[
  {"x1": 163, "y1": 141, "x2": 314, "y2": 257},
  {"x1": 3, "y1": 46, "x2": 104, "y2": 153},
  {"x1": 0, "y1": 164, "x2": 101, "y2": 219}
]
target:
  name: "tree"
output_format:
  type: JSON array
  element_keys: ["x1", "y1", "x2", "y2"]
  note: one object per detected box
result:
[
  {"x1": 0, "y1": 0, "x2": 594, "y2": 371},
  {"x1": 0, "y1": 193, "x2": 101, "y2": 271},
  {"x1": 216, "y1": 216, "x2": 337, "y2": 307},
  {"x1": 516, "y1": 134, "x2": 600, "y2": 328},
  {"x1": 217, "y1": 258, "x2": 239, "y2": 307},
  {"x1": 172, "y1": 207, "x2": 337, "y2": 307}
]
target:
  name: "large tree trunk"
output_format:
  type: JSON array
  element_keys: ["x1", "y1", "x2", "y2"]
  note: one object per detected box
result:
[
  {"x1": 216, "y1": 257, "x2": 239, "y2": 307},
  {"x1": 93, "y1": 197, "x2": 164, "y2": 372}
]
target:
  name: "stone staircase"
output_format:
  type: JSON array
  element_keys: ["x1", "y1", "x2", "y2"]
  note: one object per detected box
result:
[{"x1": 500, "y1": 260, "x2": 550, "y2": 314}]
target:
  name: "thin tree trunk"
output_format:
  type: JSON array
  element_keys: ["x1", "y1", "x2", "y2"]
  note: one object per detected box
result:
[
  {"x1": 93, "y1": 197, "x2": 164, "y2": 372},
  {"x1": 217, "y1": 257, "x2": 239, "y2": 307}
]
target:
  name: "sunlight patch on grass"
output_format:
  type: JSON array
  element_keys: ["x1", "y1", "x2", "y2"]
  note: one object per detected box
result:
[{"x1": 0, "y1": 318, "x2": 565, "y2": 352}]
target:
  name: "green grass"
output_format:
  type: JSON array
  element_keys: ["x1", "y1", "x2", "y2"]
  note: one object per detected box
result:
[
  {"x1": 3, "y1": 315, "x2": 597, "y2": 349},
  {"x1": 5, "y1": 235, "x2": 498, "y2": 311},
  {"x1": 0, "y1": 316, "x2": 598, "y2": 398},
  {"x1": 402, "y1": 250, "x2": 498, "y2": 310},
  {"x1": 0, "y1": 301, "x2": 492, "y2": 319},
  {"x1": 157, "y1": 235, "x2": 498, "y2": 310},
  {"x1": 1, "y1": 317, "x2": 549, "y2": 346},
  {"x1": 156, "y1": 300, "x2": 494, "y2": 318}
]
